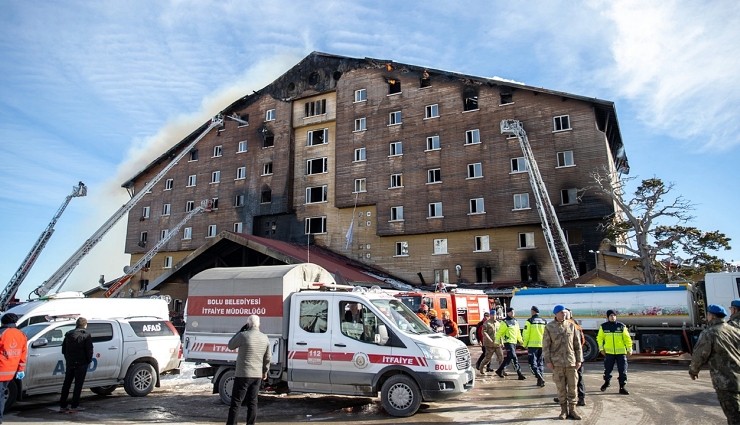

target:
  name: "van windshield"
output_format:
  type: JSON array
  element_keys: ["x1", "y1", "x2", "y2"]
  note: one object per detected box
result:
[
  {"x1": 370, "y1": 299, "x2": 433, "y2": 335},
  {"x1": 20, "y1": 323, "x2": 58, "y2": 340}
]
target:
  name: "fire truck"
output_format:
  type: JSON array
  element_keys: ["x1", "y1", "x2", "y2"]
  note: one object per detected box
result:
[{"x1": 395, "y1": 288, "x2": 490, "y2": 344}]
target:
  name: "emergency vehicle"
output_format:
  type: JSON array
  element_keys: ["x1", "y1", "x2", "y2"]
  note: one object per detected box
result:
[
  {"x1": 183, "y1": 263, "x2": 475, "y2": 417},
  {"x1": 395, "y1": 288, "x2": 490, "y2": 344}
]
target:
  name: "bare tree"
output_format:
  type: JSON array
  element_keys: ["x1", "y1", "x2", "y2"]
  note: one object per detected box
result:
[{"x1": 591, "y1": 169, "x2": 731, "y2": 283}]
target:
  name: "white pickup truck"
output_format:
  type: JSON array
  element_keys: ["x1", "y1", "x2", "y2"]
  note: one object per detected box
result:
[{"x1": 5, "y1": 316, "x2": 182, "y2": 410}]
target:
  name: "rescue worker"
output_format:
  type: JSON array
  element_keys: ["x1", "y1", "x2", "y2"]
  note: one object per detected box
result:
[
  {"x1": 543, "y1": 305, "x2": 583, "y2": 420},
  {"x1": 554, "y1": 308, "x2": 587, "y2": 406},
  {"x1": 729, "y1": 299, "x2": 740, "y2": 328},
  {"x1": 475, "y1": 312, "x2": 491, "y2": 371},
  {"x1": 479, "y1": 312, "x2": 504, "y2": 376},
  {"x1": 0, "y1": 313, "x2": 27, "y2": 423},
  {"x1": 416, "y1": 304, "x2": 430, "y2": 325},
  {"x1": 495, "y1": 307, "x2": 527, "y2": 380},
  {"x1": 523, "y1": 305, "x2": 547, "y2": 386},
  {"x1": 597, "y1": 309, "x2": 633, "y2": 395},
  {"x1": 441, "y1": 310, "x2": 459, "y2": 337},
  {"x1": 689, "y1": 304, "x2": 740, "y2": 425},
  {"x1": 428, "y1": 309, "x2": 444, "y2": 333}
]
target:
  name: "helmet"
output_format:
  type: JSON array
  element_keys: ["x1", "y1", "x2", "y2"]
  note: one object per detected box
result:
[{"x1": 428, "y1": 309, "x2": 438, "y2": 317}]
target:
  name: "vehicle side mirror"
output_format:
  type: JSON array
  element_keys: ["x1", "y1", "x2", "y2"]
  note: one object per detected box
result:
[
  {"x1": 375, "y1": 324, "x2": 389, "y2": 346},
  {"x1": 31, "y1": 338, "x2": 50, "y2": 348}
]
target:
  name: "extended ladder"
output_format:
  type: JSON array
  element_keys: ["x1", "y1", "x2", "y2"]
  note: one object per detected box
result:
[{"x1": 500, "y1": 120, "x2": 578, "y2": 285}]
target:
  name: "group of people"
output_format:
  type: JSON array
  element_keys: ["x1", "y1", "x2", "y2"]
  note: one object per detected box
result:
[
  {"x1": 0, "y1": 313, "x2": 93, "y2": 422},
  {"x1": 472, "y1": 305, "x2": 633, "y2": 420},
  {"x1": 415, "y1": 304, "x2": 459, "y2": 337}
]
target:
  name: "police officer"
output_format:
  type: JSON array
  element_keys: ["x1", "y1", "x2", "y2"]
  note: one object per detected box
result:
[
  {"x1": 689, "y1": 304, "x2": 740, "y2": 424},
  {"x1": 597, "y1": 309, "x2": 633, "y2": 395},
  {"x1": 495, "y1": 307, "x2": 526, "y2": 380},
  {"x1": 523, "y1": 305, "x2": 547, "y2": 386}
]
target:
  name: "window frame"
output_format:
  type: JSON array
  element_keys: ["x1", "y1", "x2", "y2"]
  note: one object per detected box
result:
[
  {"x1": 389, "y1": 111, "x2": 402, "y2": 126},
  {"x1": 465, "y1": 129, "x2": 481, "y2": 145},
  {"x1": 210, "y1": 170, "x2": 220, "y2": 184},
  {"x1": 553, "y1": 115, "x2": 571, "y2": 132},
  {"x1": 475, "y1": 235, "x2": 490, "y2": 252},
  {"x1": 234, "y1": 194, "x2": 245, "y2": 207},
  {"x1": 185, "y1": 200, "x2": 194, "y2": 212},
  {"x1": 561, "y1": 188, "x2": 579, "y2": 205},
  {"x1": 425, "y1": 104, "x2": 439, "y2": 119},
  {"x1": 469, "y1": 197, "x2": 485, "y2": 214},
  {"x1": 304, "y1": 216, "x2": 327, "y2": 234},
  {"x1": 389, "y1": 173, "x2": 403, "y2": 189},
  {"x1": 394, "y1": 241, "x2": 409, "y2": 257},
  {"x1": 236, "y1": 166, "x2": 246, "y2": 180},
  {"x1": 353, "y1": 147, "x2": 366, "y2": 162},
  {"x1": 389, "y1": 141, "x2": 403, "y2": 157},
  {"x1": 518, "y1": 232, "x2": 535, "y2": 249},
  {"x1": 557, "y1": 150, "x2": 575, "y2": 168},
  {"x1": 142, "y1": 206, "x2": 150, "y2": 219},
  {"x1": 262, "y1": 162, "x2": 273, "y2": 176},
  {"x1": 265, "y1": 109, "x2": 276, "y2": 121},
  {"x1": 207, "y1": 224, "x2": 217, "y2": 238},
  {"x1": 354, "y1": 89, "x2": 367, "y2": 103},
  {"x1": 305, "y1": 185, "x2": 328, "y2": 204},
  {"x1": 433, "y1": 238, "x2": 448, "y2": 255},
  {"x1": 237, "y1": 140, "x2": 248, "y2": 153},
  {"x1": 467, "y1": 162, "x2": 483, "y2": 179},
  {"x1": 213, "y1": 145, "x2": 223, "y2": 158},
  {"x1": 354, "y1": 117, "x2": 367, "y2": 132},
  {"x1": 427, "y1": 168, "x2": 441, "y2": 184},
  {"x1": 163, "y1": 256, "x2": 173, "y2": 269},
  {"x1": 307, "y1": 128, "x2": 328, "y2": 146},
  {"x1": 390, "y1": 206, "x2": 404, "y2": 222},
  {"x1": 306, "y1": 157, "x2": 328, "y2": 175},
  {"x1": 428, "y1": 202, "x2": 443, "y2": 218},
  {"x1": 164, "y1": 179, "x2": 173, "y2": 191},
  {"x1": 426, "y1": 135, "x2": 441, "y2": 151},
  {"x1": 233, "y1": 222, "x2": 244, "y2": 233},
  {"x1": 354, "y1": 178, "x2": 367, "y2": 193},
  {"x1": 183, "y1": 227, "x2": 192, "y2": 240},
  {"x1": 162, "y1": 203, "x2": 171, "y2": 216},
  {"x1": 511, "y1": 157, "x2": 528, "y2": 173},
  {"x1": 187, "y1": 174, "x2": 197, "y2": 187},
  {"x1": 513, "y1": 193, "x2": 530, "y2": 210}
]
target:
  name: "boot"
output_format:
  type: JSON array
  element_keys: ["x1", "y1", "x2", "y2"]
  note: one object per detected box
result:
[
  {"x1": 568, "y1": 403, "x2": 582, "y2": 420},
  {"x1": 558, "y1": 404, "x2": 568, "y2": 420},
  {"x1": 517, "y1": 372, "x2": 527, "y2": 380},
  {"x1": 495, "y1": 368, "x2": 505, "y2": 378},
  {"x1": 577, "y1": 398, "x2": 586, "y2": 406},
  {"x1": 536, "y1": 377, "x2": 545, "y2": 387},
  {"x1": 619, "y1": 386, "x2": 629, "y2": 395},
  {"x1": 600, "y1": 380, "x2": 610, "y2": 392},
  {"x1": 478, "y1": 367, "x2": 486, "y2": 376}
]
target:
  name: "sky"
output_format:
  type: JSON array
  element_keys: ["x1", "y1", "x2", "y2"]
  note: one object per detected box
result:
[{"x1": 1, "y1": 0, "x2": 738, "y2": 300}]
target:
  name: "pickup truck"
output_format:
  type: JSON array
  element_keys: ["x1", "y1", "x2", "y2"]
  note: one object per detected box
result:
[{"x1": 4, "y1": 316, "x2": 182, "y2": 410}]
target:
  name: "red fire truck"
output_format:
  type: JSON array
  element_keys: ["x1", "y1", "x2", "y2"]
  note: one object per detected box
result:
[{"x1": 396, "y1": 288, "x2": 490, "y2": 345}]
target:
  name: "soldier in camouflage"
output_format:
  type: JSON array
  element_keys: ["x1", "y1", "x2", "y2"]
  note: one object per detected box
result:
[
  {"x1": 543, "y1": 304, "x2": 583, "y2": 420},
  {"x1": 689, "y1": 304, "x2": 740, "y2": 425},
  {"x1": 729, "y1": 299, "x2": 740, "y2": 329}
]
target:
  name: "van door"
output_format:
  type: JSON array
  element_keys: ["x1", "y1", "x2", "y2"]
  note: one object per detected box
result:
[
  {"x1": 85, "y1": 320, "x2": 121, "y2": 382},
  {"x1": 25, "y1": 322, "x2": 76, "y2": 389},
  {"x1": 329, "y1": 299, "x2": 395, "y2": 394},
  {"x1": 287, "y1": 295, "x2": 332, "y2": 390}
]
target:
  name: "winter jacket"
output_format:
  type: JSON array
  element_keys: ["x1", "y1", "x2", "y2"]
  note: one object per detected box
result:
[
  {"x1": 597, "y1": 320, "x2": 633, "y2": 355},
  {"x1": 689, "y1": 318, "x2": 740, "y2": 392},
  {"x1": 542, "y1": 319, "x2": 583, "y2": 367},
  {"x1": 228, "y1": 328, "x2": 271, "y2": 379},
  {"x1": 482, "y1": 318, "x2": 502, "y2": 348},
  {"x1": 443, "y1": 319, "x2": 459, "y2": 337},
  {"x1": 62, "y1": 328, "x2": 94, "y2": 366},
  {"x1": 495, "y1": 317, "x2": 523, "y2": 345},
  {"x1": 0, "y1": 325, "x2": 27, "y2": 382},
  {"x1": 522, "y1": 314, "x2": 547, "y2": 348}
]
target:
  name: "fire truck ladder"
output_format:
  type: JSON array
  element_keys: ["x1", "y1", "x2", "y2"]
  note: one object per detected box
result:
[
  {"x1": 33, "y1": 115, "x2": 224, "y2": 298},
  {"x1": 500, "y1": 119, "x2": 579, "y2": 285},
  {"x1": 104, "y1": 201, "x2": 208, "y2": 298},
  {"x1": 1, "y1": 181, "x2": 87, "y2": 310}
]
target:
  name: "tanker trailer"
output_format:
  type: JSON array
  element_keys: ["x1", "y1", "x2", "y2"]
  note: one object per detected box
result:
[{"x1": 510, "y1": 283, "x2": 701, "y2": 361}]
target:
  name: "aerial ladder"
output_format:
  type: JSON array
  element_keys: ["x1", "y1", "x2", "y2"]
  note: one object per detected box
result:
[
  {"x1": 500, "y1": 119, "x2": 579, "y2": 285},
  {"x1": 32, "y1": 115, "x2": 224, "y2": 298},
  {"x1": 0, "y1": 181, "x2": 87, "y2": 310},
  {"x1": 104, "y1": 200, "x2": 209, "y2": 298}
]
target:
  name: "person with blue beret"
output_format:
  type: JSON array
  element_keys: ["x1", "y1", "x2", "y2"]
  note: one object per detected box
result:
[
  {"x1": 729, "y1": 299, "x2": 740, "y2": 329},
  {"x1": 689, "y1": 302, "x2": 740, "y2": 423},
  {"x1": 553, "y1": 305, "x2": 565, "y2": 315}
]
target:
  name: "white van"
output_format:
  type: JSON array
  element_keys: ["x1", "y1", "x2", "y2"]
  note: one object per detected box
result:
[
  {"x1": 5, "y1": 316, "x2": 182, "y2": 410},
  {"x1": 6, "y1": 292, "x2": 170, "y2": 328}
]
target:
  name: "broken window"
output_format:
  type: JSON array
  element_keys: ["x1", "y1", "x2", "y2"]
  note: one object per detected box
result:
[
  {"x1": 261, "y1": 189, "x2": 272, "y2": 204},
  {"x1": 189, "y1": 149, "x2": 199, "y2": 161},
  {"x1": 304, "y1": 99, "x2": 327, "y2": 117},
  {"x1": 387, "y1": 79, "x2": 401, "y2": 95},
  {"x1": 476, "y1": 266, "x2": 492, "y2": 283},
  {"x1": 463, "y1": 87, "x2": 479, "y2": 111},
  {"x1": 561, "y1": 188, "x2": 579, "y2": 205},
  {"x1": 500, "y1": 87, "x2": 513, "y2": 105},
  {"x1": 234, "y1": 195, "x2": 245, "y2": 207},
  {"x1": 263, "y1": 130, "x2": 274, "y2": 148},
  {"x1": 305, "y1": 185, "x2": 327, "y2": 203},
  {"x1": 420, "y1": 70, "x2": 431, "y2": 88},
  {"x1": 305, "y1": 216, "x2": 327, "y2": 234},
  {"x1": 520, "y1": 263, "x2": 538, "y2": 282},
  {"x1": 395, "y1": 241, "x2": 409, "y2": 256},
  {"x1": 306, "y1": 157, "x2": 328, "y2": 175},
  {"x1": 307, "y1": 128, "x2": 328, "y2": 146}
]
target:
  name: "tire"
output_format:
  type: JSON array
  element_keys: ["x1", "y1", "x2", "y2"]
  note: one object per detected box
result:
[
  {"x1": 467, "y1": 326, "x2": 478, "y2": 345},
  {"x1": 583, "y1": 334, "x2": 599, "y2": 362},
  {"x1": 124, "y1": 363, "x2": 157, "y2": 397},
  {"x1": 90, "y1": 385, "x2": 118, "y2": 396},
  {"x1": 3, "y1": 380, "x2": 17, "y2": 413},
  {"x1": 218, "y1": 369, "x2": 236, "y2": 405},
  {"x1": 380, "y1": 374, "x2": 422, "y2": 417}
]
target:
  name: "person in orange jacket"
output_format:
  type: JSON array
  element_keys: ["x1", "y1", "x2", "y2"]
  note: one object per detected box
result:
[
  {"x1": 442, "y1": 310, "x2": 459, "y2": 337},
  {"x1": 0, "y1": 313, "x2": 28, "y2": 422},
  {"x1": 416, "y1": 304, "x2": 430, "y2": 325}
]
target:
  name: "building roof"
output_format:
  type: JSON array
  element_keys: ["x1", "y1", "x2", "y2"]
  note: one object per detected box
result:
[
  {"x1": 565, "y1": 268, "x2": 636, "y2": 286},
  {"x1": 145, "y1": 231, "x2": 400, "y2": 291},
  {"x1": 122, "y1": 51, "x2": 627, "y2": 188}
]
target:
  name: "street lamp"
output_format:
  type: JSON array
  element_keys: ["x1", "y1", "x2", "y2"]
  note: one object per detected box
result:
[{"x1": 589, "y1": 250, "x2": 600, "y2": 270}]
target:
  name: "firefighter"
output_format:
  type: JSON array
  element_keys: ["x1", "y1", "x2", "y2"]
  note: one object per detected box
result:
[
  {"x1": 495, "y1": 307, "x2": 527, "y2": 380},
  {"x1": 597, "y1": 309, "x2": 633, "y2": 395},
  {"x1": 428, "y1": 309, "x2": 444, "y2": 333},
  {"x1": 0, "y1": 313, "x2": 28, "y2": 423},
  {"x1": 523, "y1": 305, "x2": 547, "y2": 386},
  {"x1": 441, "y1": 310, "x2": 459, "y2": 337},
  {"x1": 416, "y1": 304, "x2": 430, "y2": 325}
]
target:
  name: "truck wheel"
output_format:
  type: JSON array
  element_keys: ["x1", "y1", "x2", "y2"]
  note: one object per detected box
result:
[
  {"x1": 381, "y1": 374, "x2": 421, "y2": 417},
  {"x1": 218, "y1": 369, "x2": 236, "y2": 405},
  {"x1": 468, "y1": 326, "x2": 478, "y2": 345},
  {"x1": 124, "y1": 363, "x2": 157, "y2": 397},
  {"x1": 3, "y1": 380, "x2": 17, "y2": 413},
  {"x1": 583, "y1": 334, "x2": 599, "y2": 362},
  {"x1": 90, "y1": 385, "x2": 118, "y2": 396}
]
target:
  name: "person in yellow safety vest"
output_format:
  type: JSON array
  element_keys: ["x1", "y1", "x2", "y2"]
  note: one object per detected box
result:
[
  {"x1": 596, "y1": 309, "x2": 633, "y2": 395},
  {"x1": 523, "y1": 305, "x2": 548, "y2": 387},
  {"x1": 494, "y1": 307, "x2": 527, "y2": 380}
]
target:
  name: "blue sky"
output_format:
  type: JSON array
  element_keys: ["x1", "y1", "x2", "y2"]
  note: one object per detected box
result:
[{"x1": 1, "y1": 1, "x2": 738, "y2": 299}]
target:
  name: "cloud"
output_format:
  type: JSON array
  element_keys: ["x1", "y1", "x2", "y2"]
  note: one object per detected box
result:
[{"x1": 602, "y1": 1, "x2": 740, "y2": 151}]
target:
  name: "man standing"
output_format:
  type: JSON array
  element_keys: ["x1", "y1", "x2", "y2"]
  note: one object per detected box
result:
[
  {"x1": 729, "y1": 299, "x2": 740, "y2": 328},
  {"x1": 543, "y1": 305, "x2": 583, "y2": 420},
  {"x1": 495, "y1": 307, "x2": 526, "y2": 380},
  {"x1": 60, "y1": 317, "x2": 94, "y2": 412},
  {"x1": 475, "y1": 312, "x2": 490, "y2": 371},
  {"x1": 226, "y1": 314, "x2": 271, "y2": 425},
  {"x1": 689, "y1": 304, "x2": 740, "y2": 425},
  {"x1": 0, "y1": 313, "x2": 27, "y2": 423},
  {"x1": 597, "y1": 309, "x2": 633, "y2": 395},
  {"x1": 523, "y1": 305, "x2": 547, "y2": 386},
  {"x1": 479, "y1": 313, "x2": 504, "y2": 376},
  {"x1": 441, "y1": 310, "x2": 459, "y2": 337},
  {"x1": 416, "y1": 304, "x2": 430, "y2": 325}
]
